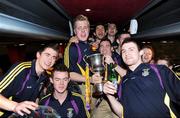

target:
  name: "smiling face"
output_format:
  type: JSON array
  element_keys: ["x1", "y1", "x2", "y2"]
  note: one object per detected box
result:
[
  {"x1": 51, "y1": 71, "x2": 69, "y2": 94},
  {"x1": 99, "y1": 40, "x2": 112, "y2": 56},
  {"x1": 95, "y1": 25, "x2": 106, "y2": 39},
  {"x1": 142, "y1": 48, "x2": 153, "y2": 63},
  {"x1": 107, "y1": 23, "x2": 117, "y2": 36},
  {"x1": 36, "y1": 47, "x2": 58, "y2": 71},
  {"x1": 121, "y1": 42, "x2": 142, "y2": 70},
  {"x1": 74, "y1": 20, "x2": 90, "y2": 42}
]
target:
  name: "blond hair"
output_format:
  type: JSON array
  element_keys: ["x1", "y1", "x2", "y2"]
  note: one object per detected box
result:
[{"x1": 73, "y1": 14, "x2": 90, "y2": 29}]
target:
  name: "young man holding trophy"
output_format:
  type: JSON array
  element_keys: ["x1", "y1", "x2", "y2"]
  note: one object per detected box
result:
[{"x1": 91, "y1": 38, "x2": 126, "y2": 118}]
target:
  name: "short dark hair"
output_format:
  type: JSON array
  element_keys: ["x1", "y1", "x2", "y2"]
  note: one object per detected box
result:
[
  {"x1": 52, "y1": 63, "x2": 70, "y2": 77},
  {"x1": 121, "y1": 38, "x2": 140, "y2": 51},
  {"x1": 38, "y1": 43, "x2": 59, "y2": 54},
  {"x1": 107, "y1": 23, "x2": 117, "y2": 28},
  {"x1": 99, "y1": 38, "x2": 112, "y2": 47},
  {"x1": 95, "y1": 23, "x2": 105, "y2": 29},
  {"x1": 117, "y1": 32, "x2": 131, "y2": 38}
]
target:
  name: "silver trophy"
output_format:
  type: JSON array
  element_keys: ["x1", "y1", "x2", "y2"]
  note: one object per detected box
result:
[{"x1": 84, "y1": 53, "x2": 105, "y2": 97}]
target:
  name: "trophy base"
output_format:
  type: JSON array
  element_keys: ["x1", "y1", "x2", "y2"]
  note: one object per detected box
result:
[
  {"x1": 92, "y1": 83, "x2": 103, "y2": 98},
  {"x1": 92, "y1": 91, "x2": 103, "y2": 98}
]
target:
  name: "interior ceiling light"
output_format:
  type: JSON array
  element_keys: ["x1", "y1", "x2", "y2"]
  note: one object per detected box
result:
[
  {"x1": 161, "y1": 40, "x2": 167, "y2": 43},
  {"x1": 19, "y1": 43, "x2": 25, "y2": 46},
  {"x1": 85, "y1": 9, "x2": 91, "y2": 12}
]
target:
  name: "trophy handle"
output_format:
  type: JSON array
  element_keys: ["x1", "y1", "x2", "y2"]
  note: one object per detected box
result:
[{"x1": 83, "y1": 55, "x2": 88, "y2": 64}]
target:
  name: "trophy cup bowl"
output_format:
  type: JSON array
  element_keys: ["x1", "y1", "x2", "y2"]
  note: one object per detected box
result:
[{"x1": 85, "y1": 53, "x2": 105, "y2": 97}]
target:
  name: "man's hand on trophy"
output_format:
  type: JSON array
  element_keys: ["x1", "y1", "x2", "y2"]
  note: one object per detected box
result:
[
  {"x1": 103, "y1": 55, "x2": 114, "y2": 65},
  {"x1": 91, "y1": 72, "x2": 103, "y2": 84}
]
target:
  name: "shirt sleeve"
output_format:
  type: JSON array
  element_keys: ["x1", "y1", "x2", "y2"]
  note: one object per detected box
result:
[
  {"x1": 159, "y1": 65, "x2": 180, "y2": 103},
  {"x1": 69, "y1": 43, "x2": 81, "y2": 73},
  {"x1": 64, "y1": 42, "x2": 71, "y2": 68},
  {"x1": 0, "y1": 62, "x2": 28, "y2": 97}
]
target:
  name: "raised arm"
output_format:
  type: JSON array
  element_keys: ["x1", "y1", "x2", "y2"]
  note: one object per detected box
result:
[
  {"x1": 103, "y1": 81, "x2": 123, "y2": 117},
  {"x1": 0, "y1": 94, "x2": 38, "y2": 116}
]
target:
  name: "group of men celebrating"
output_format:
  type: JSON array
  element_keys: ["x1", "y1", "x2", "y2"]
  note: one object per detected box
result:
[
  {"x1": 0, "y1": 14, "x2": 180, "y2": 118},
  {"x1": 64, "y1": 14, "x2": 180, "y2": 117}
]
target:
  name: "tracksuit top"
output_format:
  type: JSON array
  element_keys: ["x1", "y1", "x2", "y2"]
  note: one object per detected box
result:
[
  {"x1": 39, "y1": 91, "x2": 90, "y2": 118},
  {"x1": 118, "y1": 63, "x2": 180, "y2": 118},
  {"x1": 0, "y1": 60, "x2": 48, "y2": 117}
]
